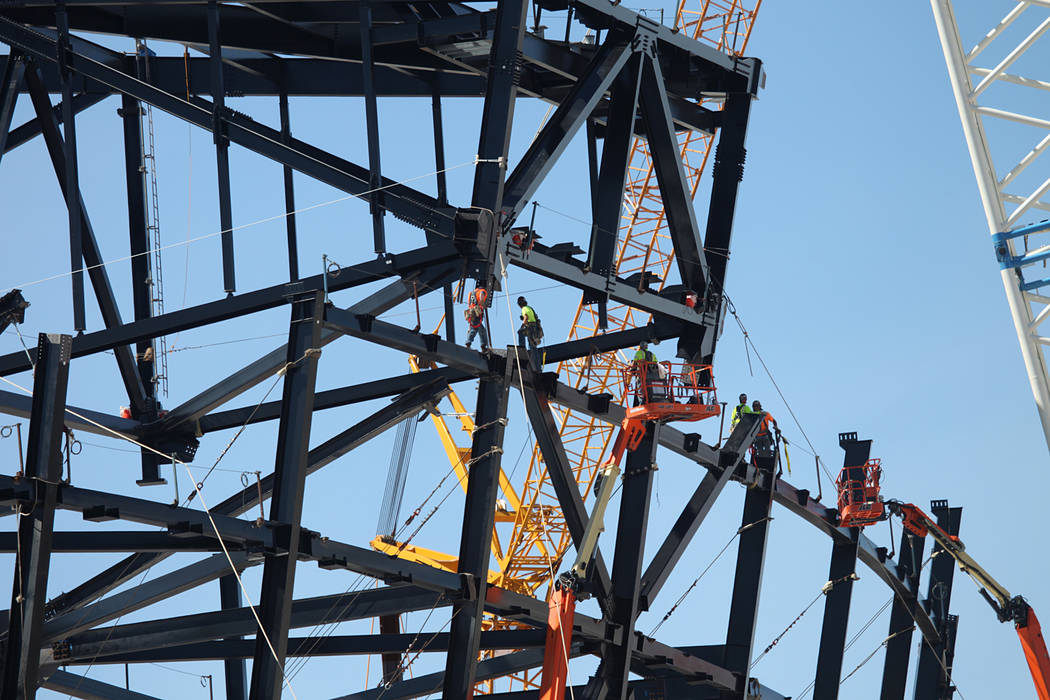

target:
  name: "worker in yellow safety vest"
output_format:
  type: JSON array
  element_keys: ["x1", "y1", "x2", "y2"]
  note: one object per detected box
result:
[
  {"x1": 517, "y1": 296, "x2": 543, "y2": 367},
  {"x1": 730, "y1": 393, "x2": 752, "y2": 428}
]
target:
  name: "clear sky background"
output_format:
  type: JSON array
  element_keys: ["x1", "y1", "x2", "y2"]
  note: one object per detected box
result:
[{"x1": 2, "y1": 1, "x2": 1049, "y2": 698}]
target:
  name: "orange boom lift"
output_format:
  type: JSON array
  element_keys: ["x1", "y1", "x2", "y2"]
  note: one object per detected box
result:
[
  {"x1": 836, "y1": 464, "x2": 1050, "y2": 700},
  {"x1": 539, "y1": 360, "x2": 719, "y2": 699}
]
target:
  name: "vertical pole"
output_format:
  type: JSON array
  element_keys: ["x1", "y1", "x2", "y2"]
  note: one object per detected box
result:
[
  {"x1": 208, "y1": 0, "x2": 236, "y2": 294},
  {"x1": 442, "y1": 368, "x2": 511, "y2": 698},
  {"x1": 121, "y1": 91, "x2": 164, "y2": 485},
  {"x1": 1, "y1": 333, "x2": 72, "y2": 699},
  {"x1": 219, "y1": 574, "x2": 247, "y2": 700},
  {"x1": 248, "y1": 292, "x2": 324, "y2": 700},
  {"x1": 586, "y1": 118, "x2": 599, "y2": 219},
  {"x1": 913, "y1": 503, "x2": 963, "y2": 700},
  {"x1": 0, "y1": 50, "x2": 25, "y2": 164},
  {"x1": 359, "y1": 0, "x2": 386, "y2": 256},
  {"x1": 56, "y1": 3, "x2": 85, "y2": 331},
  {"x1": 278, "y1": 88, "x2": 299, "y2": 282},
  {"x1": 880, "y1": 528, "x2": 927, "y2": 699},
  {"x1": 812, "y1": 531, "x2": 860, "y2": 698},
  {"x1": 722, "y1": 467, "x2": 774, "y2": 690},
  {"x1": 603, "y1": 423, "x2": 660, "y2": 700}
]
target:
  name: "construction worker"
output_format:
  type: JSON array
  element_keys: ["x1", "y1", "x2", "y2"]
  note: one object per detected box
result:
[
  {"x1": 464, "y1": 302, "x2": 488, "y2": 352},
  {"x1": 730, "y1": 394, "x2": 752, "y2": 428},
  {"x1": 751, "y1": 399, "x2": 779, "y2": 466},
  {"x1": 631, "y1": 341, "x2": 658, "y2": 404},
  {"x1": 517, "y1": 296, "x2": 543, "y2": 367}
]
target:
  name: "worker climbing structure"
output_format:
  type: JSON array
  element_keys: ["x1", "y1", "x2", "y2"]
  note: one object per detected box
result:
[{"x1": 0, "y1": 0, "x2": 1006, "y2": 699}]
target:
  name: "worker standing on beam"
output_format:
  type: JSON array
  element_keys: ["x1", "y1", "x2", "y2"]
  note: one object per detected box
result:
[
  {"x1": 751, "y1": 399, "x2": 779, "y2": 466},
  {"x1": 730, "y1": 393, "x2": 752, "y2": 428},
  {"x1": 517, "y1": 296, "x2": 543, "y2": 368},
  {"x1": 464, "y1": 289, "x2": 489, "y2": 352}
]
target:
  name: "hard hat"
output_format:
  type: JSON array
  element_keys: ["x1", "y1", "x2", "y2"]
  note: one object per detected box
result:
[
  {"x1": 739, "y1": 393, "x2": 747, "y2": 403},
  {"x1": 752, "y1": 400, "x2": 762, "y2": 410},
  {"x1": 517, "y1": 296, "x2": 527, "y2": 306}
]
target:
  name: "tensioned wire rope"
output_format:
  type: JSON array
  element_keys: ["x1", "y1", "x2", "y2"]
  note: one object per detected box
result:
[{"x1": 0, "y1": 369, "x2": 304, "y2": 700}]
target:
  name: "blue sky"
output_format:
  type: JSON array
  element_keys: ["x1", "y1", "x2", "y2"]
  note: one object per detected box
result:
[{"x1": 2, "y1": 1, "x2": 1050, "y2": 698}]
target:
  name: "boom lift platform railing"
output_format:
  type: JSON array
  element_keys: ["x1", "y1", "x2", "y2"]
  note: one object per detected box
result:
[{"x1": 836, "y1": 462, "x2": 1050, "y2": 700}]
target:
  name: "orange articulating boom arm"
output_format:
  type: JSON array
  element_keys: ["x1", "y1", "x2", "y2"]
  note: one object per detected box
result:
[
  {"x1": 884, "y1": 501, "x2": 1050, "y2": 700},
  {"x1": 538, "y1": 415, "x2": 646, "y2": 700}
]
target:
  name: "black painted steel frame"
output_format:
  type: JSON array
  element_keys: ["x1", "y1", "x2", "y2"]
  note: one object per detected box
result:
[{"x1": 0, "y1": 2, "x2": 956, "y2": 699}]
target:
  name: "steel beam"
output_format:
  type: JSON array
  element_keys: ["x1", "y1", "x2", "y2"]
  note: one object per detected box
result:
[
  {"x1": 638, "y1": 413, "x2": 761, "y2": 611},
  {"x1": 812, "y1": 531, "x2": 860, "y2": 698},
  {"x1": 600, "y1": 422, "x2": 660, "y2": 700},
  {"x1": 522, "y1": 382, "x2": 611, "y2": 608},
  {"x1": 0, "y1": 531, "x2": 234, "y2": 553},
  {"x1": 249, "y1": 291, "x2": 324, "y2": 699},
  {"x1": 43, "y1": 553, "x2": 251, "y2": 642},
  {"x1": 636, "y1": 52, "x2": 709, "y2": 295},
  {"x1": 157, "y1": 262, "x2": 456, "y2": 432},
  {"x1": 21, "y1": 62, "x2": 149, "y2": 413},
  {"x1": 0, "y1": 242, "x2": 457, "y2": 377},
  {"x1": 443, "y1": 365, "x2": 512, "y2": 698},
  {"x1": 0, "y1": 50, "x2": 25, "y2": 162},
  {"x1": 0, "y1": 388, "x2": 139, "y2": 437},
  {"x1": 219, "y1": 574, "x2": 247, "y2": 700},
  {"x1": 588, "y1": 52, "x2": 641, "y2": 278},
  {"x1": 502, "y1": 32, "x2": 633, "y2": 222},
  {"x1": 913, "y1": 503, "x2": 962, "y2": 700},
  {"x1": 699, "y1": 88, "x2": 753, "y2": 359},
  {"x1": 1, "y1": 334, "x2": 70, "y2": 699},
  {"x1": 87, "y1": 629, "x2": 547, "y2": 664},
  {"x1": 359, "y1": 0, "x2": 386, "y2": 255},
  {"x1": 4, "y1": 92, "x2": 106, "y2": 155},
  {"x1": 120, "y1": 91, "x2": 164, "y2": 485},
  {"x1": 722, "y1": 461, "x2": 775, "y2": 686},
  {"x1": 208, "y1": 0, "x2": 236, "y2": 293},
  {"x1": 880, "y1": 526, "x2": 927, "y2": 699},
  {"x1": 41, "y1": 669, "x2": 160, "y2": 700},
  {"x1": 468, "y1": 0, "x2": 528, "y2": 282},
  {"x1": 278, "y1": 88, "x2": 298, "y2": 281},
  {"x1": 59, "y1": 587, "x2": 446, "y2": 661},
  {"x1": 0, "y1": 18, "x2": 456, "y2": 237},
  {"x1": 56, "y1": 5, "x2": 86, "y2": 332}
]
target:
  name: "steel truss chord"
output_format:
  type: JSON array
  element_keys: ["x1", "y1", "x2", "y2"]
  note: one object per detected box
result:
[{"x1": 1, "y1": 333, "x2": 71, "y2": 699}]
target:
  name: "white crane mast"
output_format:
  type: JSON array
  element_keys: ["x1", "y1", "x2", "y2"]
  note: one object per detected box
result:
[{"x1": 931, "y1": 0, "x2": 1050, "y2": 454}]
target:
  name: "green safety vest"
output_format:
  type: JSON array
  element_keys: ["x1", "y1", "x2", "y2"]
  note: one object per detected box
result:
[
  {"x1": 730, "y1": 403, "x2": 752, "y2": 427},
  {"x1": 521, "y1": 305, "x2": 537, "y2": 323},
  {"x1": 633, "y1": 349, "x2": 656, "y2": 363}
]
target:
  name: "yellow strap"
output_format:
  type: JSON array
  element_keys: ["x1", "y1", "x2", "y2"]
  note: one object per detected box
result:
[{"x1": 783, "y1": 444, "x2": 792, "y2": 475}]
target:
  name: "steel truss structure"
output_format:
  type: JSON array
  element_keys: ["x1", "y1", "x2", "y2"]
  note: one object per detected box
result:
[
  {"x1": 932, "y1": 0, "x2": 1050, "y2": 454},
  {"x1": 0, "y1": 1, "x2": 961, "y2": 698}
]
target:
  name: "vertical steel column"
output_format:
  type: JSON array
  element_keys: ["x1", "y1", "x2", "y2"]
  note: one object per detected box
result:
[
  {"x1": 0, "y1": 50, "x2": 25, "y2": 163},
  {"x1": 432, "y1": 82, "x2": 456, "y2": 342},
  {"x1": 470, "y1": 0, "x2": 529, "y2": 282},
  {"x1": 812, "y1": 530, "x2": 860, "y2": 698},
  {"x1": 379, "y1": 614, "x2": 403, "y2": 685},
  {"x1": 248, "y1": 292, "x2": 324, "y2": 699},
  {"x1": 1, "y1": 333, "x2": 71, "y2": 699},
  {"x1": 880, "y1": 528, "x2": 927, "y2": 699},
  {"x1": 278, "y1": 88, "x2": 299, "y2": 282},
  {"x1": 56, "y1": 3, "x2": 85, "y2": 331},
  {"x1": 722, "y1": 468, "x2": 775, "y2": 686},
  {"x1": 587, "y1": 53, "x2": 641, "y2": 279},
  {"x1": 359, "y1": 0, "x2": 386, "y2": 256},
  {"x1": 120, "y1": 92, "x2": 163, "y2": 485},
  {"x1": 219, "y1": 574, "x2": 247, "y2": 700},
  {"x1": 603, "y1": 422, "x2": 660, "y2": 700},
  {"x1": 208, "y1": 0, "x2": 236, "y2": 294},
  {"x1": 442, "y1": 368, "x2": 511, "y2": 698},
  {"x1": 913, "y1": 503, "x2": 962, "y2": 700}
]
